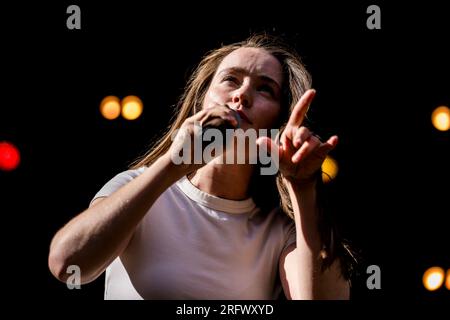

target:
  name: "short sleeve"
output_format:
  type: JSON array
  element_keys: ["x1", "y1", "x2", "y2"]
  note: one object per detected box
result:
[
  {"x1": 282, "y1": 221, "x2": 296, "y2": 252},
  {"x1": 89, "y1": 167, "x2": 146, "y2": 206}
]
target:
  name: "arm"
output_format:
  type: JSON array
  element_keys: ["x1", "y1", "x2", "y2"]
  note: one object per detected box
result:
[
  {"x1": 257, "y1": 89, "x2": 349, "y2": 299},
  {"x1": 48, "y1": 104, "x2": 238, "y2": 285},
  {"x1": 279, "y1": 179, "x2": 349, "y2": 299},
  {"x1": 48, "y1": 154, "x2": 183, "y2": 284}
]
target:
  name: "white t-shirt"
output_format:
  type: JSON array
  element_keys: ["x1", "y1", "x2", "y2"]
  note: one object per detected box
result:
[{"x1": 91, "y1": 167, "x2": 296, "y2": 299}]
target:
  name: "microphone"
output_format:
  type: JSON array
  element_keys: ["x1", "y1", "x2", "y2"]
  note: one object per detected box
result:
[{"x1": 201, "y1": 108, "x2": 241, "y2": 149}]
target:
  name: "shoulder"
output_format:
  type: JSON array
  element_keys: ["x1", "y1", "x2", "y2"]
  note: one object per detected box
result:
[
  {"x1": 100, "y1": 166, "x2": 147, "y2": 188},
  {"x1": 252, "y1": 206, "x2": 295, "y2": 244},
  {"x1": 260, "y1": 207, "x2": 297, "y2": 255},
  {"x1": 90, "y1": 167, "x2": 147, "y2": 205},
  {"x1": 263, "y1": 206, "x2": 295, "y2": 230},
  {"x1": 110, "y1": 167, "x2": 147, "y2": 181}
]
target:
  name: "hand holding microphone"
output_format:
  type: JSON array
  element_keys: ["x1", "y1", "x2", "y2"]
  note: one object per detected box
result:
[{"x1": 168, "y1": 103, "x2": 242, "y2": 174}]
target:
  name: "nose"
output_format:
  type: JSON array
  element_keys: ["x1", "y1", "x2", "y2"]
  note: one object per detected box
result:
[{"x1": 231, "y1": 86, "x2": 252, "y2": 109}]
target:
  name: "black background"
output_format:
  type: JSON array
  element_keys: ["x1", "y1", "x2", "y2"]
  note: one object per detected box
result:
[{"x1": 1, "y1": 1, "x2": 448, "y2": 303}]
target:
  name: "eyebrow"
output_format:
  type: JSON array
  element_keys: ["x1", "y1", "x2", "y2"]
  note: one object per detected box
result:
[{"x1": 218, "y1": 67, "x2": 282, "y2": 91}]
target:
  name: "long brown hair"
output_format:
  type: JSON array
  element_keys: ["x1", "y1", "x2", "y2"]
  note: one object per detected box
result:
[{"x1": 130, "y1": 34, "x2": 355, "y2": 279}]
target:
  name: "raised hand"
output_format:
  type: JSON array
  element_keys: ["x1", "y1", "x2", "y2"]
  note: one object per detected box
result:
[{"x1": 257, "y1": 89, "x2": 338, "y2": 185}]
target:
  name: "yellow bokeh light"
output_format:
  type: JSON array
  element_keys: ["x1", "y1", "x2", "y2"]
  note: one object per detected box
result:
[
  {"x1": 100, "y1": 96, "x2": 121, "y2": 120},
  {"x1": 446, "y1": 269, "x2": 450, "y2": 290},
  {"x1": 321, "y1": 156, "x2": 338, "y2": 183},
  {"x1": 122, "y1": 95, "x2": 143, "y2": 120},
  {"x1": 423, "y1": 266, "x2": 445, "y2": 291},
  {"x1": 431, "y1": 106, "x2": 450, "y2": 131}
]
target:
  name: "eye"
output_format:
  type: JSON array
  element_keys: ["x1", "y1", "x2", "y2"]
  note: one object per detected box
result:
[
  {"x1": 222, "y1": 75, "x2": 239, "y2": 84},
  {"x1": 258, "y1": 84, "x2": 275, "y2": 96}
]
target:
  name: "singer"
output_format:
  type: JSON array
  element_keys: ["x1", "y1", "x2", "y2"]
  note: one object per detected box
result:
[{"x1": 48, "y1": 34, "x2": 355, "y2": 299}]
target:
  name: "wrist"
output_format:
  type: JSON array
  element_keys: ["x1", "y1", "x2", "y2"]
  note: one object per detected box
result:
[
  {"x1": 159, "y1": 153, "x2": 188, "y2": 180},
  {"x1": 160, "y1": 151, "x2": 202, "y2": 181},
  {"x1": 283, "y1": 172, "x2": 319, "y2": 192}
]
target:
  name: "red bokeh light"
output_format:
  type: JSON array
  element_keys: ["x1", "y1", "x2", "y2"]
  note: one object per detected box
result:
[{"x1": 0, "y1": 141, "x2": 21, "y2": 171}]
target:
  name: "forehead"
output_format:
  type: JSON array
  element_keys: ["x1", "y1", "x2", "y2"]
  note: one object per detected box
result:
[{"x1": 217, "y1": 47, "x2": 283, "y2": 84}]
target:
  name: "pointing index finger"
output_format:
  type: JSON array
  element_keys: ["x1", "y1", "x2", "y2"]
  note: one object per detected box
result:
[{"x1": 287, "y1": 89, "x2": 316, "y2": 128}]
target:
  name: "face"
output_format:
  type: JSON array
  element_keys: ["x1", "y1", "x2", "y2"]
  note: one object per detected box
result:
[{"x1": 203, "y1": 47, "x2": 283, "y2": 131}]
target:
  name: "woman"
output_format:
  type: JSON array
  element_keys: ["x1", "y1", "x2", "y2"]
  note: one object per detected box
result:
[{"x1": 48, "y1": 34, "x2": 352, "y2": 299}]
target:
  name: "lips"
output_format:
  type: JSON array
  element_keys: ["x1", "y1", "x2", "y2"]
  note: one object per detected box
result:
[{"x1": 235, "y1": 109, "x2": 252, "y2": 124}]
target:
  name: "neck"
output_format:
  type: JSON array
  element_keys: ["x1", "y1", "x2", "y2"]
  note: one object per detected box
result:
[{"x1": 188, "y1": 159, "x2": 254, "y2": 200}]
